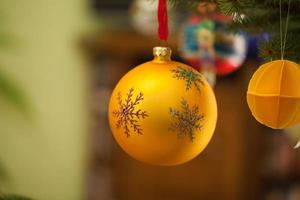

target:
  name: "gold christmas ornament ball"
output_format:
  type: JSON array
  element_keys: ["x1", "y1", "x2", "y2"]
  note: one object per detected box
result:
[
  {"x1": 108, "y1": 47, "x2": 217, "y2": 166},
  {"x1": 247, "y1": 60, "x2": 300, "y2": 129}
]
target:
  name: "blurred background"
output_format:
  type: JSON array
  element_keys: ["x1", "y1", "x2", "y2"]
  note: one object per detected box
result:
[{"x1": 0, "y1": 0, "x2": 300, "y2": 200}]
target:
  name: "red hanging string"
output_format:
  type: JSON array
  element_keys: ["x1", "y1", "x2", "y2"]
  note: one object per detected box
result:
[{"x1": 157, "y1": 0, "x2": 168, "y2": 41}]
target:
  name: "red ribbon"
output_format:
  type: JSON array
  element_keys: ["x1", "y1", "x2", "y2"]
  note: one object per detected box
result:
[{"x1": 158, "y1": 0, "x2": 168, "y2": 41}]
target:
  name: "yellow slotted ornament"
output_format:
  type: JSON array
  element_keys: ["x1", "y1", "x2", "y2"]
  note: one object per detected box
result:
[
  {"x1": 108, "y1": 47, "x2": 217, "y2": 166},
  {"x1": 247, "y1": 60, "x2": 300, "y2": 129}
]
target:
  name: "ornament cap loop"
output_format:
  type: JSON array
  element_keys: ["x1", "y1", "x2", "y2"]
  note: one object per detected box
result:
[{"x1": 153, "y1": 46, "x2": 172, "y2": 62}]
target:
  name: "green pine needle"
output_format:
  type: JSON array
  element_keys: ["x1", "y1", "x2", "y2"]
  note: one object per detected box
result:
[{"x1": 259, "y1": 34, "x2": 300, "y2": 62}]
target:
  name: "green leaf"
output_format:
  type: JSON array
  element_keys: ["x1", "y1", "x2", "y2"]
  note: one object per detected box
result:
[
  {"x1": 0, "y1": 32, "x2": 13, "y2": 50},
  {"x1": 0, "y1": 162, "x2": 9, "y2": 183},
  {"x1": 0, "y1": 194, "x2": 32, "y2": 200},
  {"x1": 0, "y1": 70, "x2": 28, "y2": 114}
]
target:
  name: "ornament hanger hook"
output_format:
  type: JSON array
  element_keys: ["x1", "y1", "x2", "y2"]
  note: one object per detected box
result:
[
  {"x1": 282, "y1": 0, "x2": 291, "y2": 59},
  {"x1": 279, "y1": 0, "x2": 292, "y2": 60},
  {"x1": 157, "y1": 0, "x2": 169, "y2": 41}
]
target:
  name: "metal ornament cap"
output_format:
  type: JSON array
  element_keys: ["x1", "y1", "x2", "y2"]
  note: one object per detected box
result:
[{"x1": 153, "y1": 46, "x2": 172, "y2": 62}]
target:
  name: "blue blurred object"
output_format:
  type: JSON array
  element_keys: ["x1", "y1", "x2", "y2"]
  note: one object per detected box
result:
[{"x1": 246, "y1": 33, "x2": 269, "y2": 59}]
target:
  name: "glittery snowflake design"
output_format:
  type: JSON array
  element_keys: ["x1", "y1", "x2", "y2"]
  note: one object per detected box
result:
[
  {"x1": 171, "y1": 66, "x2": 204, "y2": 92},
  {"x1": 112, "y1": 88, "x2": 148, "y2": 137},
  {"x1": 169, "y1": 99, "x2": 205, "y2": 142}
]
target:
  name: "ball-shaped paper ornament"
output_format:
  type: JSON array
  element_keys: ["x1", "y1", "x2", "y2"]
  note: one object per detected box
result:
[
  {"x1": 108, "y1": 47, "x2": 217, "y2": 166},
  {"x1": 247, "y1": 60, "x2": 300, "y2": 129},
  {"x1": 179, "y1": 14, "x2": 247, "y2": 76}
]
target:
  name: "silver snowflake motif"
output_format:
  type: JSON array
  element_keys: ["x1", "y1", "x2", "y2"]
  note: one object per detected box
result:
[
  {"x1": 169, "y1": 98, "x2": 205, "y2": 142},
  {"x1": 112, "y1": 88, "x2": 148, "y2": 137},
  {"x1": 171, "y1": 66, "x2": 204, "y2": 92}
]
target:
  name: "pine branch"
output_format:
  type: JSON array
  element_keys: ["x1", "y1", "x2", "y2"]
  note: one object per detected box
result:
[
  {"x1": 259, "y1": 34, "x2": 300, "y2": 62},
  {"x1": 168, "y1": 0, "x2": 199, "y2": 8},
  {"x1": 217, "y1": 0, "x2": 254, "y2": 23}
]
